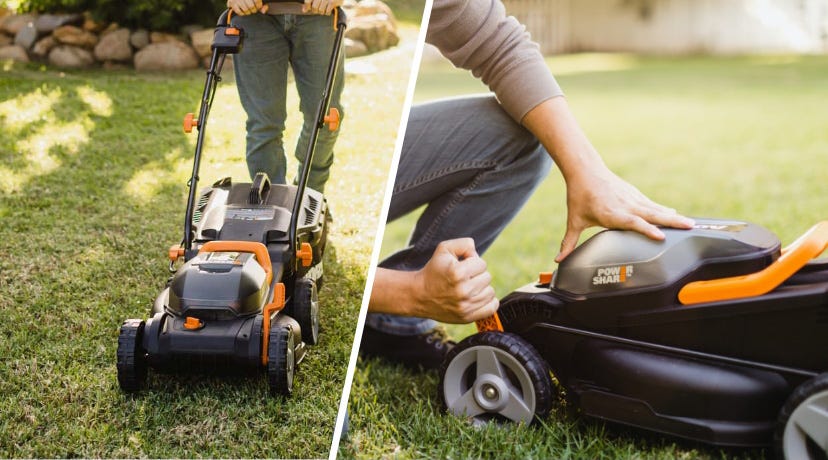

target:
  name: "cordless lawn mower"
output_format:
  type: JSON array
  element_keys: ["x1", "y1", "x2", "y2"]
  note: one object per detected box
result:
[
  {"x1": 117, "y1": 3, "x2": 347, "y2": 396},
  {"x1": 440, "y1": 218, "x2": 828, "y2": 459}
]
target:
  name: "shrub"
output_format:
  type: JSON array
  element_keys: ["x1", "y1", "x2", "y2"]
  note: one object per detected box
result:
[{"x1": 16, "y1": 0, "x2": 227, "y2": 31}]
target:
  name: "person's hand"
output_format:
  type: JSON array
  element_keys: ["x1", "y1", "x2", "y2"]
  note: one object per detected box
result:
[
  {"x1": 303, "y1": 0, "x2": 343, "y2": 15},
  {"x1": 521, "y1": 96, "x2": 694, "y2": 262},
  {"x1": 227, "y1": 0, "x2": 268, "y2": 16},
  {"x1": 556, "y1": 165, "x2": 694, "y2": 262},
  {"x1": 410, "y1": 238, "x2": 498, "y2": 323}
]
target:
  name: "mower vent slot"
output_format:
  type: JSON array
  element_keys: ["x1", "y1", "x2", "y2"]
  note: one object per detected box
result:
[
  {"x1": 193, "y1": 191, "x2": 212, "y2": 224},
  {"x1": 304, "y1": 196, "x2": 319, "y2": 225}
]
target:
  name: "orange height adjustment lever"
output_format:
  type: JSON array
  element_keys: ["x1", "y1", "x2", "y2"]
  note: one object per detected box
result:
[
  {"x1": 679, "y1": 221, "x2": 828, "y2": 305},
  {"x1": 324, "y1": 107, "x2": 340, "y2": 131}
]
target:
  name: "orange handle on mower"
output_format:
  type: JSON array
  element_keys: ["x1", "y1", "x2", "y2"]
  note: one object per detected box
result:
[
  {"x1": 679, "y1": 221, "x2": 828, "y2": 305},
  {"x1": 199, "y1": 240, "x2": 273, "y2": 286}
]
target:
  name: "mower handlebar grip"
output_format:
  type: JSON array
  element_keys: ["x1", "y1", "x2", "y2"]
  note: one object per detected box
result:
[{"x1": 199, "y1": 241, "x2": 273, "y2": 286}]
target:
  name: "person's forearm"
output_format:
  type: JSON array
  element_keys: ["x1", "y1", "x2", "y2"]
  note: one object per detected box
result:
[
  {"x1": 369, "y1": 268, "x2": 421, "y2": 317},
  {"x1": 521, "y1": 96, "x2": 607, "y2": 182}
]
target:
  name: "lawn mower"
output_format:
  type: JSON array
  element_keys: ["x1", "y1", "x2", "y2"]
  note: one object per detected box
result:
[
  {"x1": 117, "y1": 3, "x2": 347, "y2": 396},
  {"x1": 439, "y1": 218, "x2": 828, "y2": 459}
]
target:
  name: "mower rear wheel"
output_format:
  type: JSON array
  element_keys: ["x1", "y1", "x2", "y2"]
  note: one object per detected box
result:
[
  {"x1": 439, "y1": 332, "x2": 552, "y2": 425},
  {"x1": 775, "y1": 372, "x2": 828, "y2": 460},
  {"x1": 117, "y1": 319, "x2": 148, "y2": 392},
  {"x1": 267, "y1": 325, "x2": 295, "y2": 396},
  {"x1": 292, "y1": 278, "x2": 319, "y2": 345}
]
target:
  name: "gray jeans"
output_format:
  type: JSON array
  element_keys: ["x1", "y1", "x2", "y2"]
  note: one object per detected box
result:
[
  {"x1": 233, "y1": 13, "x2": 344, "y2": 193},
  {"x1": 366, "y1": 95, "x2": 552, "y2": 335}
]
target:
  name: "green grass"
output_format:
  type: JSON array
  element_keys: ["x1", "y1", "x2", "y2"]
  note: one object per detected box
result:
[
  {"x1": 343, "y1": 54, "x2": 828, "y2": 459},
  {"x1": 0, "y1": 23, "x2": 420, "y2": 458}
]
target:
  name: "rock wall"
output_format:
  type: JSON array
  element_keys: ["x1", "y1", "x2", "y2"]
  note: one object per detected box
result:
[{"x1": 0, "y1": 0, "x2": 400, "y2": 70}]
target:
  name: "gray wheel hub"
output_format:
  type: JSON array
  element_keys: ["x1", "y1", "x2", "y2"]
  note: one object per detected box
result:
[
  {"x1": 443, "y1": 344, "x2": 536, "y2": 424},
  {"x1": 784, "y1": 389, "x2": 828, "y2": 459}
]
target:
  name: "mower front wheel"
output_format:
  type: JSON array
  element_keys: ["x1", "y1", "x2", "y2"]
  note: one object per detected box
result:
[
  {"x1": 439, "y1": 332, "x2": 552, "y2": 425},
  {"x1": 117, "y1": 319, "x2": 148, "y2": 392},
  {"x1": 775, "y1": 372, "x2": 828, "y2": 460},
  {"x1": 267, "y1": 325, "x2": 295, "y2": 396}
]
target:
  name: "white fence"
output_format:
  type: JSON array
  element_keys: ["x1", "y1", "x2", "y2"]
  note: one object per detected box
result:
[{"x1": 504, "y1": 0, "x2": 828, "y2": 54}]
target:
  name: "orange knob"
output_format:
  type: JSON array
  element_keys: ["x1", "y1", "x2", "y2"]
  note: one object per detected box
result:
[
  {"x1": 324, "y1": 107, "x2": 340, "y2": 131},
  {"x1": 183, "y1": 112, "x2": 197, "y2": 133},
  {"x1": 168, "y1": 245, "x2": 185, "y2": 262},
  {"x1": 184, "y1": 317, "x2": 203, "y2": 330},
  {"x1": 297, "y1": 242, "x2": 313, "y2": 267}
]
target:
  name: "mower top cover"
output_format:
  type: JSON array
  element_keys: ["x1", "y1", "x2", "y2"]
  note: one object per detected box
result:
[{"x1": 553, "y1": 218, "x2": 781, "y2": 297}]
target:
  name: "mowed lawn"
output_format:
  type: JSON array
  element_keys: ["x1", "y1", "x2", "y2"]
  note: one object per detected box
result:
[
  {"x1": 0, "y1": 21, "x2": 420, "y2": 458},
  {"x1": 344, "y1": 54, "x2": 828, "y2": 459}
]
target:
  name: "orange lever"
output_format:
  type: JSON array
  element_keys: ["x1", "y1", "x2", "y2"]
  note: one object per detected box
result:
[
  {"x1": 184, "y1": 316, "x2": 203, "y2": 330},
  {"x1": 168, "y1": 245, "x2": 185, "y2": 262},
  {"x1": 679, "y1": 221, "x2": 828, "y2": 305},
  {"x1": 475, "y1": 313, "x2": 504, "y2": 333},
  {"x1": 324, "y1": 107, "x2": 340, "y2": 131},
  {"x1": 296, "y1": 242, "x2": 313, "y2": 267},
  {"x1": 199, "y1": 240, "x2": 273, "y2": 286},
  {"x1": 261, "y1": 282, "x2": 286, "y2": 366},
  {"x1": 183, "y1": 112, "x2": 197, "y2": 133}
]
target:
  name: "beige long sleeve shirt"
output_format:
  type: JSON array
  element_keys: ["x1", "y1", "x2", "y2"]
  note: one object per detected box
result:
[{"x1": 426, "y1": 0, "x2": 563, "y2": 122}]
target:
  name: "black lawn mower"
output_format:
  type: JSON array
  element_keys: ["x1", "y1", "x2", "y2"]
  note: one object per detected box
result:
[
  {"x1": 116, "y1": 3, "x2": 347, "y2": 396},
  {"x1": 440, "y1": 218, "x2": 828, "y2": 459}
]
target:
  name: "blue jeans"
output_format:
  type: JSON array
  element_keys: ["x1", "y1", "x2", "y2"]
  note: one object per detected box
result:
[
  {"x1": 366, "y1": 95, "x2": 553, "y2": 336},
  {"x1": 233, "y1": 13, "x2": 344, "y2": 193}
]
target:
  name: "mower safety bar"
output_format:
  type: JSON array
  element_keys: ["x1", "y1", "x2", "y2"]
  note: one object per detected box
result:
[
  {"x1": 678, "y1": 221, "x2": 828, "y2": 305},
  {"x1": 199, "y1": 240, "x2": 274, "y2": 286}
]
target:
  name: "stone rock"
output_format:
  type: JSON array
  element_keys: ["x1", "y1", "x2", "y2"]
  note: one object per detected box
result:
[
  {"x1": 32, "y1": 35, "x2": 57, "y2": 57},
  {"x1": 345, "y1": 14, "x2": 399, "y2": 53},
  {"x1": 94, "y1": 28, "x2": 132, "y2": 62},
  {"x1": 0, "y1": 33, "x2": 12, "y2": 46},
  {"x1": 34, "y1": 13, "x2": 83, "y2": 33},
  {"x1": 53, "y1": 25, "x2": 99, "y2": 48},
  {"x1": 353, "y1": 0, "x2": 396, "y2": 20},
  {"x1": 344, "y1": 37, "x2": 368, "y2": 57},
  {"x1": 130, "y1": 29, "x2": 149, "y2": 49},
  {"x1": 102, "y1": 22, "x2": 119, "y2": 34},
  {"x1": 134, "y1": 41, "x2": 199, "y2": 71},
  {"x1": 180, "y1": 24, "x2": 203, "y2": 38},
  {"x1": 14, "y1": 22, "x2": 38, "y2": 50},
  {"x1": 190, "y1": 28, "x2": 214, "y2": 58},
  {"x1": 82, "y1": 12, "x2": 106, "y2": 32},
  {"x1": 150, "y1": 31, "x2": 179, "y2": 44},
  {"x1": 48, "y1": 45, "x2": 95, "y2": 68},
  {"x1": 1, "y1": 14, "x2": 36, "y2": 35},
  {"x1": 0, "y1": 44, "x2": 29, "y2": 62}
]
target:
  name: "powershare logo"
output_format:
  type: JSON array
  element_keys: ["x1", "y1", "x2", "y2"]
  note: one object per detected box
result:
[{"x1": 593, "y1": 265, "x2": 634, "y2": 285}]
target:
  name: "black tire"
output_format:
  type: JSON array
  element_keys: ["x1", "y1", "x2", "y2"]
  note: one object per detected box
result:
[
  {"x1": 117, "y1": 319, "x2": 148, "y2": 392},
  {"x1": 267, "y1": 326, "x2": 295, "y2": 396},
  {"x1": 292, "y1": 278, "x2": 319, "y2": 345},
  {"x1": 774, "y1": 372, "x2": 828, "y2": 460},
  {"x1": 438, "y1": 332, "x2": 553, "y2": 425}
]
